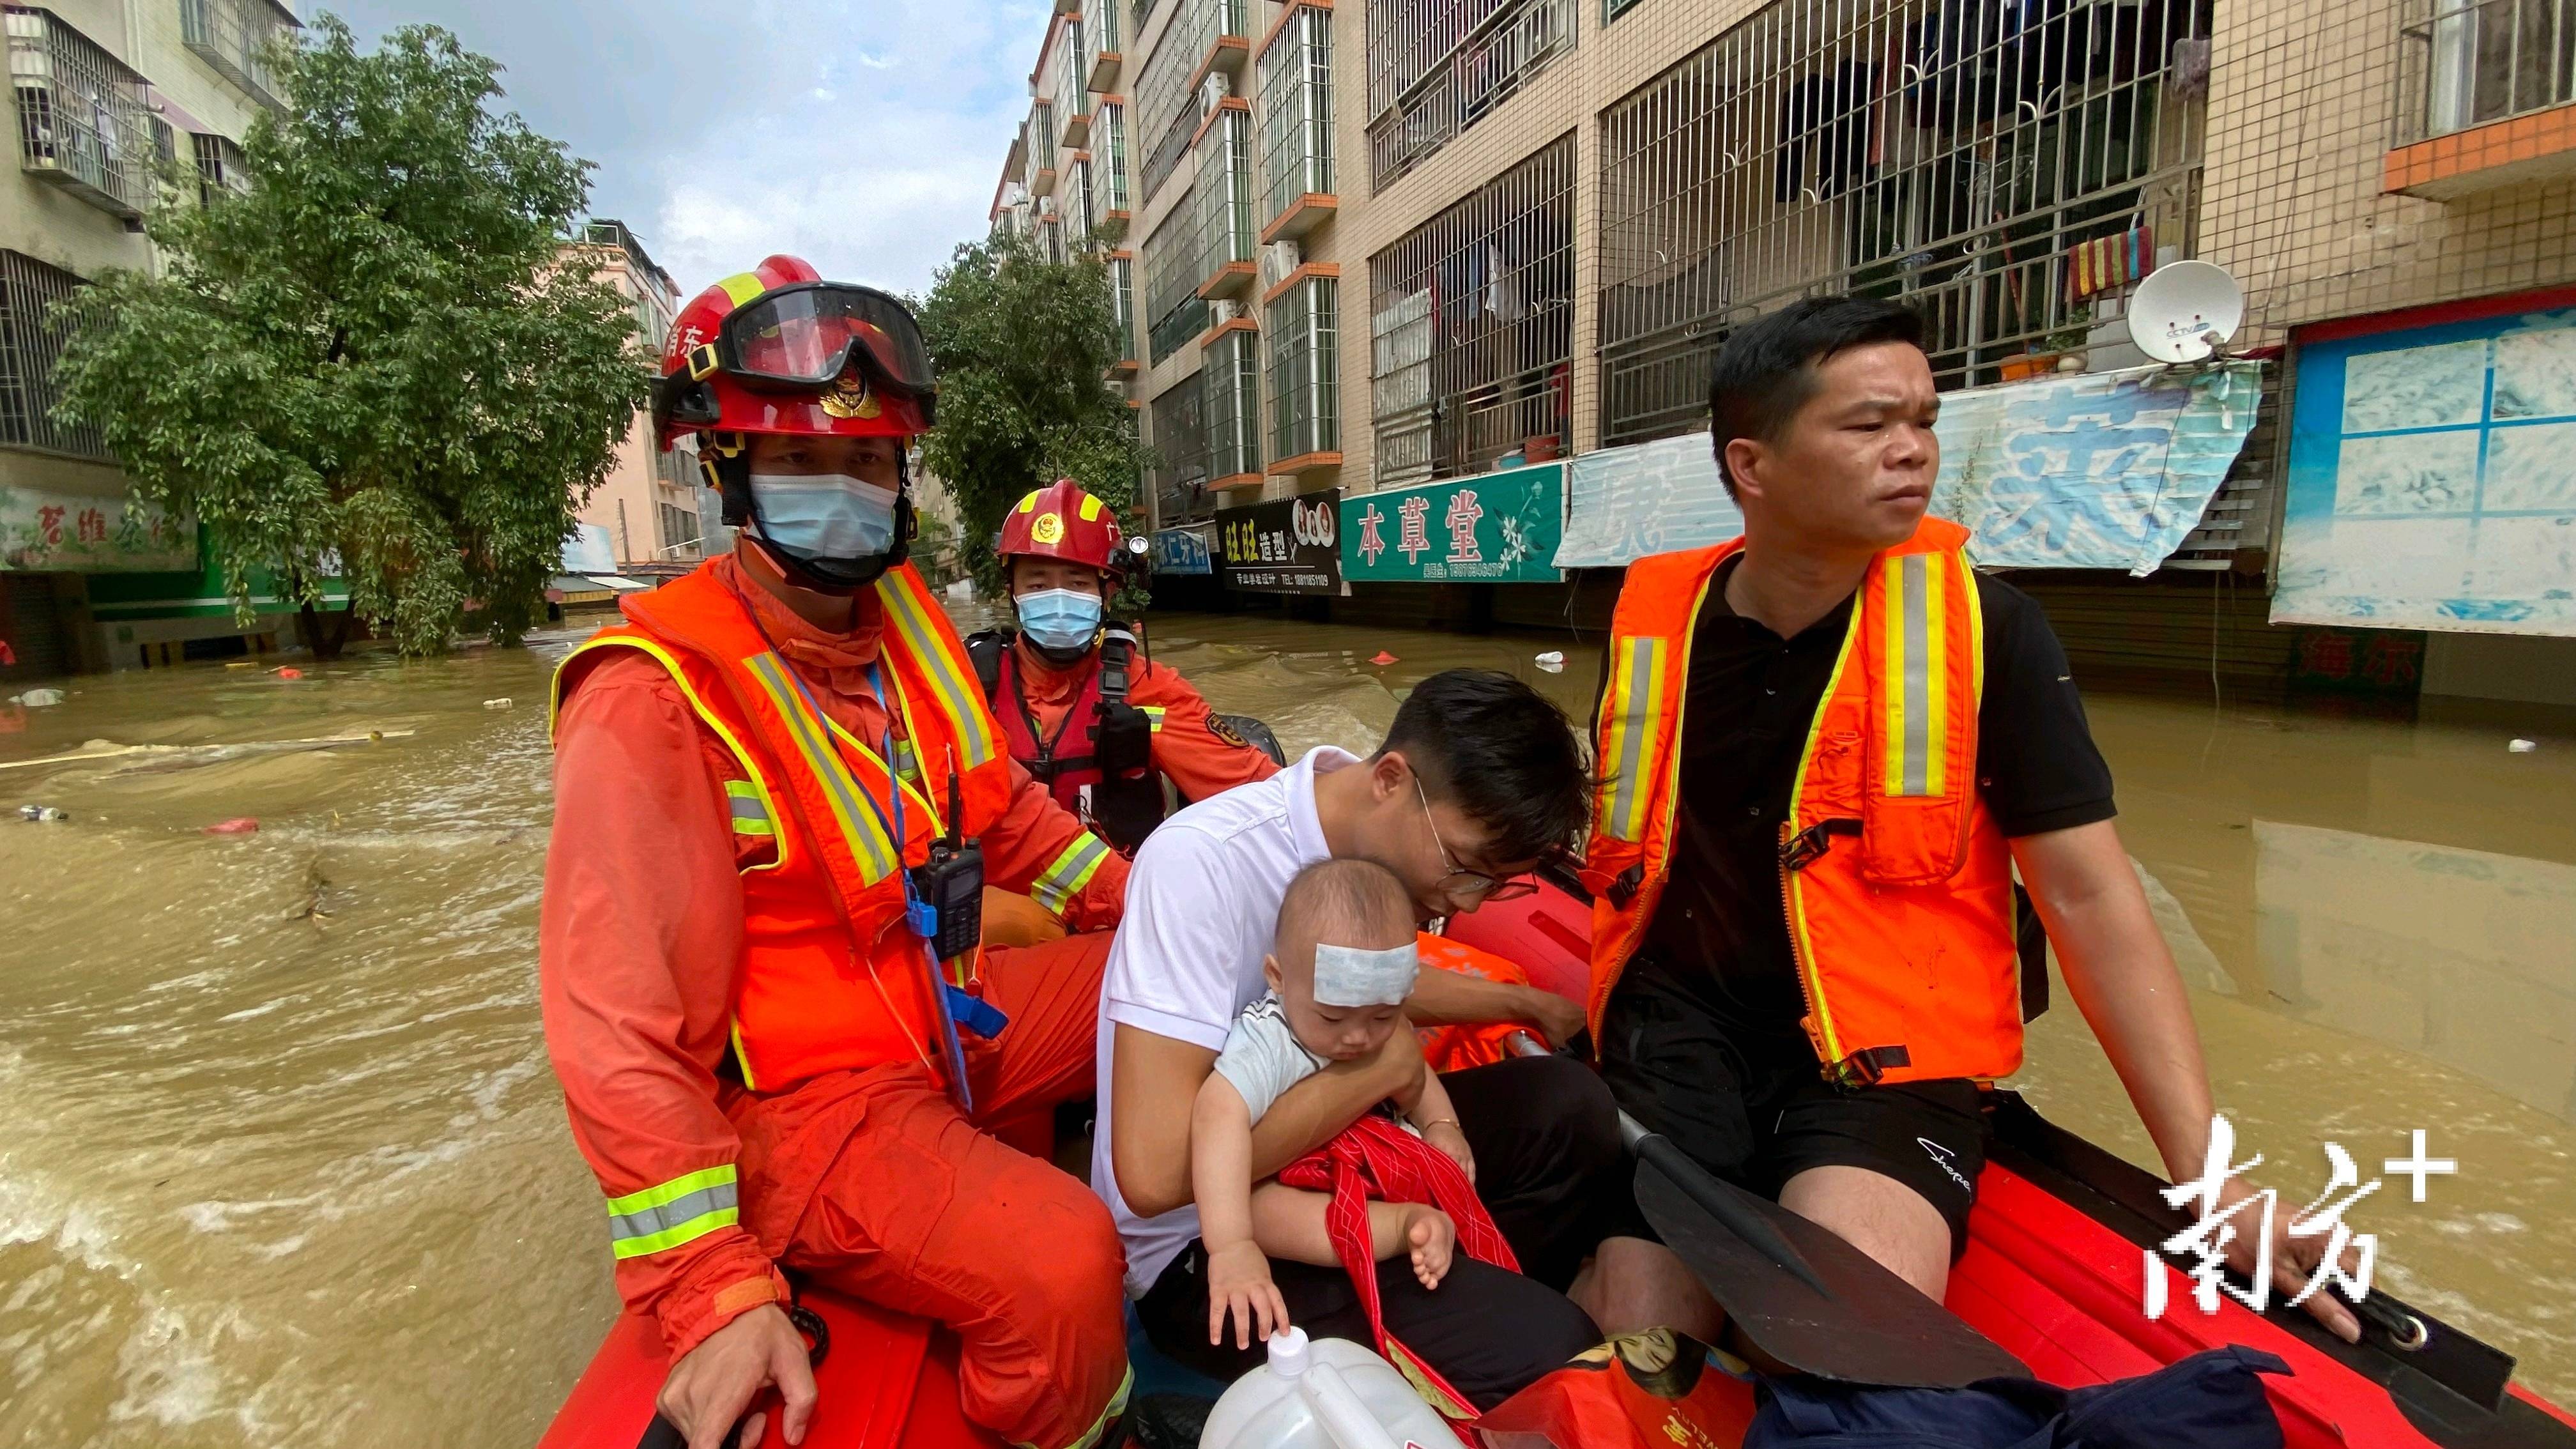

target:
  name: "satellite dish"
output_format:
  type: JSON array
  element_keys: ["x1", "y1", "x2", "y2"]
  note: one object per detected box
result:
[{"x1": 2126, "y1": 260, "x2": 2245, "y2": 364}]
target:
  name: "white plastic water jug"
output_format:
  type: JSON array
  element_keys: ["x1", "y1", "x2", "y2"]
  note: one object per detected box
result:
[{"x1": 1198, "y1": 1327, "x2": 1461, "y2": 1449}]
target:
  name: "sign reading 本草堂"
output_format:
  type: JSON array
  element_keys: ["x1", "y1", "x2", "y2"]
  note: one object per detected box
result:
[
  {"x1": 1215, "y1": 491, "x2": 1343, "y2": 594},
  {"x1": 1340, "y1": 463, "x2": 1565, "y2": 583},
  {"x1": 1149, "y1": 525, "x2": 1214, "y2": 576}
]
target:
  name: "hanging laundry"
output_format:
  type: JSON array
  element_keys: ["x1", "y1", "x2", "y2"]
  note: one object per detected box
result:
[{"x1": 2067, "y1": 223, "x2": 2154, "y2": 302}]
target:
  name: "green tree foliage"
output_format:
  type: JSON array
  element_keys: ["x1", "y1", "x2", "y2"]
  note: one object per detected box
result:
[
  {"x1": 915, "y1": 234, "x2": 1153, "y2": 600},
  {"x1": 54, "y1": 20, "x2": 646, "y2": 656}
]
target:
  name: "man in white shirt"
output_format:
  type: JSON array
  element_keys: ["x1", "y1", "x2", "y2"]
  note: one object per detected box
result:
[{"x1": 1093, "y1": 670, "x2": 1716, "y2": 1408}]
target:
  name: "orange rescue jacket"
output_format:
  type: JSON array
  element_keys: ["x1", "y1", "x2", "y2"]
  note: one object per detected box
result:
[
  {"x1": 549, "y1": 562, "x2": 1080, "y2": 1095},
  {"x1": 1584, "y1": 518, "x2": 2027, "y2": 1087}
]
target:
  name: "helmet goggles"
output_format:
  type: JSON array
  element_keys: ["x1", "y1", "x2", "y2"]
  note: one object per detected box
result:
[{"x1": 714, "y1": 282, "x2": 935, "y2": 399}]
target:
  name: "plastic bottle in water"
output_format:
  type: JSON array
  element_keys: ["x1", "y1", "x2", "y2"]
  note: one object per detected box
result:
[{"x1": 1198, "y1": 1327, "x2": 1460, "y2": 1449}]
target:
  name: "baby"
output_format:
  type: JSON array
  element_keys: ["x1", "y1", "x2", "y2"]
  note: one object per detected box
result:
[{"x1": 1190, "y1": 857, "x2": 1477, "y2": 1349}]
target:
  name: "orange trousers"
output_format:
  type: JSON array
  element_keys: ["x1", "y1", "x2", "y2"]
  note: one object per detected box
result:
[{"x1": 728, "y1": 930, "x2": 1126, "y2": 1449}]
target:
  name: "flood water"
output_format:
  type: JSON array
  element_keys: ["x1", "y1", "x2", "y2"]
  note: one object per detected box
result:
[{"x1": 1, "y1": 603, "x2": 2571, "y2": 1446}]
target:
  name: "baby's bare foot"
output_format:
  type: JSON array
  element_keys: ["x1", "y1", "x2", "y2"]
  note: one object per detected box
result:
[{"x1": 1406, "y1": 1206, "x2": 1457, "y2": 1289}]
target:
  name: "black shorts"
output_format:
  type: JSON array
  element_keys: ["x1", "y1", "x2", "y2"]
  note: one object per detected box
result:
[{"x1": 1598, "y1": 965, "x2": 1987, "y2": 1254}]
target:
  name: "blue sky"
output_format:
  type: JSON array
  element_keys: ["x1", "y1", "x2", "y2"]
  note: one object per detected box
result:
[{"x1": 320, "y1": 0, "x2": 1052, "y2": 299}]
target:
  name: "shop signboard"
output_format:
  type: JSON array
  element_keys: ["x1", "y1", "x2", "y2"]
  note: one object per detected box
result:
[
  {"x1": 1149, "y1": 525, "x2": 1214, "y2": 576},
  {"x1": 1214, "y1": 491, "x2": 1342, "y2": 594},
  {"x1": 1342, "y1": 462, "x2": 1565, "y2": 583}
]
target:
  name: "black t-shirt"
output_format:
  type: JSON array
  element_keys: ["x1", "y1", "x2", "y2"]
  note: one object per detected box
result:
[{"x1": 1625, "y1": 557, "x2": 2117, "y2": 1065}]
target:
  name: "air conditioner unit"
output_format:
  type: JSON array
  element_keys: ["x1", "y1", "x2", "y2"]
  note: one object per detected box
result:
[
  {"x1": 1209, "y1": 299, "x2": 1240, "y2": 326},
  {"x1": 1199, "y1": 73, "x2": 1229, "y2": 109},
  {"x1": 1260, "y1": 240, "x2": 1301, "y2": 291}
]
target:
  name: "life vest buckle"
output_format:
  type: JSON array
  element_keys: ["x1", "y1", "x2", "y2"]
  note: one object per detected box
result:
[{"x1": 1780, "y1": 818, "x2": 1861, "y2": 873}]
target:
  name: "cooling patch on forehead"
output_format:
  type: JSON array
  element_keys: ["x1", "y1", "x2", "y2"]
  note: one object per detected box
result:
[{"x1": 1312, "y1": 942, "x2": 1419, "y2": 1008}]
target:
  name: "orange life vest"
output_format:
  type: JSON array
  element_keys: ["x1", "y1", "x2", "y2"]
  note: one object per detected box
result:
[
  {"x1": 1584, "y1": 518, "x2": 2027, "y2": 1087},
  {"x1": 548, "y1": 560, "x2": 1013, "y2": 1096}
]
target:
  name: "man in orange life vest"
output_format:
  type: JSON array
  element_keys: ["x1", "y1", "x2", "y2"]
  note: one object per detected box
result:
[
  {"x1": 539, "y1": 257, "x2": 1135, "y2": 1449},
  {"x1": 1586, "y1": 296, "x2": 2362, "y2": 1340},
  {"x1": 966, "y1": 479, "x2": 1282, "y2": 861}
]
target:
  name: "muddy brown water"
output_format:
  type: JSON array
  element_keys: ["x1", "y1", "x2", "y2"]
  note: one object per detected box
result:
[{"x1": 0, "y1": 606, "x2": 2570, "y2": 1446}]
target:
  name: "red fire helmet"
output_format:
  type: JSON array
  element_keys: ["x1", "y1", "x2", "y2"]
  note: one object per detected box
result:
[
  {"x1": 652, "y1": 254, "x2": 936, "y2": 445},
  {"x1": 997, "y1": 479, "x2": 1129, "y2": 578}
]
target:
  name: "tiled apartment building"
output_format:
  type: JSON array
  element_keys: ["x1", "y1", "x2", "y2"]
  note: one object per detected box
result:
[
  {"x1": 2, "y1": 0, "x2": 296, "y2": 676},
  {"x1": 993, "y1": 0, "x2": 2576, "y2": 700}
]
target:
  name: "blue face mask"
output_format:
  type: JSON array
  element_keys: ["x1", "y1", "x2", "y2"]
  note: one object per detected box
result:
[
  {"x1": 1016, "y1": 586, "x2": 1105, "y2": 653},
  {"x1": 749, "y1": 473, "x2": 900, "y2": 562}
]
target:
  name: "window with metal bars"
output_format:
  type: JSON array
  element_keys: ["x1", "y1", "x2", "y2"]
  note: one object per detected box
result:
[
  {"x1": 1092, "y1": 101, "x2": 1131, "y2": 224},
  {"x1": 1112, "y1": 254, "x2": 1140, "y2": 364},
  {"x1": 1259, "y1": 6, "x2": 1334, "y2": 231},
  {"x1": 1365, "y1": 0, "x2": 1574, "y2": 190},
  {"x1": 1595, "y1": 0, "x2": 2206, "y2": 446},
  {"x1": 1268, "y1": 274, "x2": 1338, "y2": 463},
  {"x1": 1027, "y1": 100, "x2": 1057, "y2": 191},
  {"x1": 1084, "y1": 0, "x2": 1121, "y2": 75},
  {"x1": 0, "y1": 249, "x2": 111, "y2": 461},
  {"x1": 657, "y1": 502, "x2": 702, "y2": 558},
  {"x1": 180, "y1": 0, "x2": 291, "y2": 109},
  {"x1": 1133, "y1": 5, "x2": 1206, "y2": 204},
  {"x1": 1367, "y1": 134, "x2": 1574, "y2": 487},
  {"x1": 1192, "y1": 106, "x2": 1254, "y2": 290},
  {"x1": 1071, "y1": 157, "x2": 1098, "y2": 241},
  {"x1": 191, "y1": 130, "x2": 247, "y2": 208},
  {"x1": 1057, "y1": 16, "x2": 1089, "y2": 136},
  {"x1": 2400, "y1": 0, "x2": 2576, "y2": 142},
  {"x1": 1142, "y1": 191, "x2": 1211, "y2": 364},
  {"x1": 8, "y1": 7, "x2": 156, "y2": 218},
  {"x1": 1150, "y1": 369, "x2": 1211, "y2": 516},
  {"x1": 1205, "y1": 325, "x2": 1262, "y2": 480}
]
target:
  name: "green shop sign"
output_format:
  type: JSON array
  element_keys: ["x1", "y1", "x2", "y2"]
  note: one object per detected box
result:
[{"x1": 1340, "y1": 462, "x2": 1564, "y2": 584}]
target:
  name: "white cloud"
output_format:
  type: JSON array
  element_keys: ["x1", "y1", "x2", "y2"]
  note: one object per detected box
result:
[{"x1": 326, "y1": 0, "x2": 1044, "y2": 299}]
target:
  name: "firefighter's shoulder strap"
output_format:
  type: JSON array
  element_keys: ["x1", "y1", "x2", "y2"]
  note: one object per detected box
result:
[{"x1": 964, "y1": 629, "x2": 1008, "y2": 705}]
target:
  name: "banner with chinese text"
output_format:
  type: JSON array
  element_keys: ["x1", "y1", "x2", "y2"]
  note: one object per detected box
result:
[
  {"x1": 1214, "y1": 491, "x2": 1342, "y2": 594},
  {"x1": 1, "y1": 486, "x2": 195, "y2": 572},
  {"x1": 1340, "y1": 463, "x2": 1564, "y2": 584}
]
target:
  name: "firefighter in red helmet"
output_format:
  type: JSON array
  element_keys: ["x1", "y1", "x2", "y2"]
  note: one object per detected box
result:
[
  {"x1": 540, "y1": 257, "x2": 1132, "y2": 1449},
  {"x1": 967, "y1": 479, "x2": 1283, "y2": 855}
]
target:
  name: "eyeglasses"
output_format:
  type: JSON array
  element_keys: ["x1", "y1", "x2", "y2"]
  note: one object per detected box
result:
[{"x1": 1413, "y1": 776, "x2": 1538, "y2": 904}]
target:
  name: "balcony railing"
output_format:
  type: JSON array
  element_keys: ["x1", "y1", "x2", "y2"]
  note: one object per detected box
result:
[
  {"x1": 0, "y1": 249, "x2": 112, "y2": 460},
  {"x1": 1595, "y1": 0, "x2": 2207, "y2": 444},
  {"x1": 1205, "y1": 322, "x2": 1262, "y2": 482},
  {"x1": 1090, "y1": 100, "x2": 1132, "y2": 235},
  {"x1": 1259, "y1": 4, "x2": 1335, "y2": 239},
  {"x1": 1082, "y1": 0, "x2": 1123, "y2": 89},
  {"x1": 1193, "y1": 103, "x2": 1255, "y2": 297},
  {"x1": 1365, "y1": 0, "x2": 1574, "y2": 189},
  {"x1": 1268, "y1": 272, "x2": 1338, "y2": 467},
  {"x1": 2398, "y1": 0, "x2": 2576, "y2": 143},
  {"x1": 1367, "y1": 134, "x2": 1574, "y2": 486},
  {"x1": 8, "y1": 8, "x2": 155, "y2": 218},
  {"x1": 180, "y1": 0, "x2": 292, "y2": 109}
]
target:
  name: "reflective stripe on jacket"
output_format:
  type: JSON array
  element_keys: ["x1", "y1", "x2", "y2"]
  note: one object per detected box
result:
[{"x1": 1584, "y1": 517, "x2": 2026, "y2": 1086}]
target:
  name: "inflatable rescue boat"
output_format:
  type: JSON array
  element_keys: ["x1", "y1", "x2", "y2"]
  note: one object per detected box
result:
[{"x1": 540, "y1": 870, "x2": 2576, "y2": 1449}]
